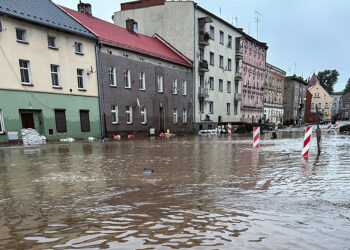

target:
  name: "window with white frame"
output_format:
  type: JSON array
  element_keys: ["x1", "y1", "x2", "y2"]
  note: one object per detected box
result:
[
  {"x1": 75, "y1": 42, "x2": 83, "y2": 54},
  {"x1": 19, "y1": 60, "x2": 32, "y2": 84},
  {"x1": 183, "y1": 109, "x2": 187, "y2": 124},
  {"x1": 173, "y1": 79, "x2": 178, "y2": 94},
  {"x1": 16, "y1": 28, "x2": 27, "y2": 42},
  {"x1": 141, "y1": 107, "x2": 147, "y2": 124},
  {"x1": 173, "y1": 108, "x2": 178, "y2": 124},
  {"x1": 227, "y1": 81, "x2": 231, "y2": 93},
  {"x1": 227, "y1": 58, "x2": 232, "y2": 71},
  {"x1": 139, "y1": 72, "x2": 146, "y2": 90},
  {"x1": 126, "y1": 105, "x2": 133, "y2": 124},
  {"x1": 227, "y1": 103, "x2": 231, "y2": 115},
  {"x1": 209, "y1": 77, "x2": 214, "y2": 90},
  {"x1": 109, "y1": 67, "x2": 117, "y2": 86},
  {"x1": 209, "y1": 101, "x2": 214, "y2": 114},
  {"x1": 182, "y1": 81, "x2": 187, "y2": 95},
  {"x1": 0, "y1": 110, "x2": 4, "y2": 133},
  {"x1": 124, "y1": 69, "x2": 131, "y2": 88},
  {"x1": 48, "y1": 36, "x2": 57, "y2": 48},
  {"x1": 77, "y1": 68, "x2": 85, "y2": 89},
  {"x1": 219, "y1": 55, "x2": 224, "y2": 68},
  {"x1": 50, "y1": 64, "x2": 60, "y2": 87},
  {"x1": 157, "y1": 75, "x2": 163, "y2": 92},
  {"x1": 111, "y1": 105, "x2": 118, "y2": 124}
]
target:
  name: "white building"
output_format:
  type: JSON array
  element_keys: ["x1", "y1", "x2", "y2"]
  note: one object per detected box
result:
[{"x1": 113, "y1": 0, "x2": 244, "y2": 130}]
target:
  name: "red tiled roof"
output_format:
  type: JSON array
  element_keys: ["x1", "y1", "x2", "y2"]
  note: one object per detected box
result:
[
  {"x1": 308, "y1": 73, "x2": 318, "y2": 88},
  {"x1": 60, "y1": 6, "x2": 192, "y2": 67}
]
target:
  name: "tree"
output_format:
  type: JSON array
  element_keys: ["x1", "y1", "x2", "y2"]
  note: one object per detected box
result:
[
  {"x1": 344, "y1": 79, "x2": 350, "y2": 94},
  {"x1": 317, "y1": 69, "x2": 339, "y2": 94}
]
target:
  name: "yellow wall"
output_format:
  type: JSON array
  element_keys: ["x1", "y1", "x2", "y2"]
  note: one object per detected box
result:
[
  {"x1": 0, "y1": 16, "x2": 98, "y2": 97},
  {"x1": 309, "y1": 82, "x2": 333, "y2": 119}
]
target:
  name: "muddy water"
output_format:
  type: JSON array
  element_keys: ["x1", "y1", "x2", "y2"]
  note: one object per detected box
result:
[{"x1": 0, "y1": 129, "x2": 349, "y2": 249}]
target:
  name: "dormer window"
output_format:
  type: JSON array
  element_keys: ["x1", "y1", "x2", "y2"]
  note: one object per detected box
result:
[
  {"x1": 16, "y1": 28, "x2": 27, "y2": 43},
  {"x1": 133, "y1": 22, "x2": 138, "y2": 34},
  {"x1": 75, "y1": 42, "x2": 83, "y2": 54}
]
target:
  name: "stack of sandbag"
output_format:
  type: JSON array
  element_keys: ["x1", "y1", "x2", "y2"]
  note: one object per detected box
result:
[{"x1": 21, "y1": 128, "x2": 47, "y2": 146}]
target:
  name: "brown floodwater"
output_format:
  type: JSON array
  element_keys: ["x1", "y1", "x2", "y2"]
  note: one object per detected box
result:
[{"x1": 0, "y1": 128, "x2": 350, "y2": 249}]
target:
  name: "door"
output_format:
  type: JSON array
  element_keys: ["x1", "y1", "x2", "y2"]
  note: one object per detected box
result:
[
  {"x1": 21, "y1": 113, "x2": 35, "y2": 129},
  {"x1": 159, "y1": 107, "x2": 164, "y2": 132}
]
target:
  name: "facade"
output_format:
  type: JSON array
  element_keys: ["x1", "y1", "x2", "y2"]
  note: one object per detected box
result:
[
  {"x1": 113, "y1": 0, "x2": 255, "y2": 130},
  {"x1": 62, "y1": 4, "x2": 193, "y2": 136},
  {"x1": 341, "y1": 92, "x2": 350, "y2": 120},
  {"x1": 264, "y1": 63, "x2": 286, "y2": 123},
  {"x1": 283, "y1": 75, "x2": 308, "y2": 125},
  {"x1": 0, "y1": 0, "x2": 101, "y2": 143},
  {"x1": 331, "y1": 94, "x2": 342, "y2": 121},
  {"x1": 240, "y1": 36, "x2": 268, "y2": 123},
  {"x1": 305, "y1": 74, "x2": 333, "y2": 123}
]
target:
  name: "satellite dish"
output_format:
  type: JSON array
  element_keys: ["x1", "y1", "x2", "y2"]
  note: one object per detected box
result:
[
  {"x1": 0, "y1": 21, "x2": 2, "y2": 32},
  {"x1": 136, "y1": 98, "x2": 141, "y2": 108}
]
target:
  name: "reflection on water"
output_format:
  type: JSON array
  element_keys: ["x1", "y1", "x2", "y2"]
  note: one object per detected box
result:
[{"x1": 0, "y1": 130, "x2": 350, "y2": 249}]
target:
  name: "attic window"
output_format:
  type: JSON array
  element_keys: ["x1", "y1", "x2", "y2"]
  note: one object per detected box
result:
[
  {"x1": 75, "y1": 42, "x2": 83, "y2": 54},
  {"x1": 16, "y1": 28, "x2": 27, "y2": 43}
]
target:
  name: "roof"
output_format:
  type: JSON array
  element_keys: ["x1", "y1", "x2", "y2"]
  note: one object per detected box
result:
[
  {"x1": 60, "y1": 6, "x2": 192, "y2": 67},
  {"x1": 0, "y1": 0, "x2": 96, "y2": 38},
  {"x1": 342, "y1": 92, "x2": 350, "y2": 102},
  {"x1": 285, "y1": 75, "x2": 308, "y2": 85},
  {"x1": 266, "y1": 63, "x2": 286, "y2": 76},
  {"x1": 308, "y1": 73, "x2": 318, "y2": 88}
]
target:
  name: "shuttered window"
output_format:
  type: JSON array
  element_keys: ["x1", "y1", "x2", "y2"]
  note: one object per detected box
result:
[
  {"x1": 55, "y1": 109, "x2": 67, "y2": 133},
  {"x1": 80, "y1": 110, "x2": 90, "y2": 132}
]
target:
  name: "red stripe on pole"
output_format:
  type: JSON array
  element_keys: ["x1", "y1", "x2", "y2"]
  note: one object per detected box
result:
[
  {"x1": 303, "y1": 135, "x2": 311, "y2": 148},
  {"x1": 254, "y1": 133, "x2": 260, "y2": 142}
]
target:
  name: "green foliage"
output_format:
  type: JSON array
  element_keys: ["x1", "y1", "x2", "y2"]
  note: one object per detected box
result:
[
  {"x1": 317, "y1": 69, "x2": 339, "y2": 94},
  {"x1": 344, "y1": 79, "x2": 350, "y2": 94}
]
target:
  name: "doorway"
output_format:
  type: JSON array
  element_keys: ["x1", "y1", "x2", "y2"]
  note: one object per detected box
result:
[
  {"x1": 21, "y1": 113, "x2": 35, "y2": 129},
  {"x1": 159, "y1": 107, "x2": 164, "y2": 132}
]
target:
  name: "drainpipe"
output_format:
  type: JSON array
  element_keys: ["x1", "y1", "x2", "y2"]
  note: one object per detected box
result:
[
  {"x1": 193, "y1": 4, "x2": 197, "y2": 130},
  {"x1": 95, "y1": 42, "x2": 105, "y2": 138}
]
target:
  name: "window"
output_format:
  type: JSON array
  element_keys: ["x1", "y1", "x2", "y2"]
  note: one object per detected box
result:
[
  {"x1": 199, "y1": 100, "x2": 204, "y2": 113},
  {"x1": 210, "y1": 52, "x2": 214, "y2": 66},
  {"x1": 227, "y1": 81, "x2": 231, "y2": 93},
  {"x1": 235, "y1": 81, "x2": 239, "y2": 93},
  {"x1": 48, "y1": 36, "x2": 57, "y2": 48},
  {"x1": 77, "y1": 69, "x2": 85, "y2": 89},
  {"x1": 311, "y1": 103, "x2": 314, "y2": 109},
  {"x1": 109, "y1": 67, "x2": 117, "y2": 86},
  {"x1": 219, "y1": 30, "x2": 224, "y2": 44},
  {"x1": 200, "y1": 75, "x2": 204, "y2": 87},
  {"x1": 79, "y1": 110, "x2": 90, "y2": 132},
  {"x1": 0, "y1": 110, "x2": 5, "y2": 133},
  {"x1": 227, "y1": 58, "x2": 232, "y2": 71},
  {"x1": 234, "y1": 102, "x2": 238, "y2": 115},
  {"x1": 111, "y1": 105, "x2": 118, "y2": 124},
  {"x1": 228, "y1": 35, "x2": 232, "y2": 48},
  {"x1": 182, "y1": 81, "x2": 187, "y2": 95},
  {"x1": 209, "y1": 101, "x2": 214, "y2": 114},
  {"x1": 173, "y1": 79, "x2": 178, "y2": 94},
  {"x1": 183, "y1": 109, "x2": 188, "y2": 124},
  {"x1": 227, "y1": 103, "x2": 231, "y2": 115},
  {"x1": 75, "y1": 42, "x2": 83, "y2": 54},
  {"x1": 219, "y1": 55, "x2": 224, "y2": 68},
  {"x1": 173, "y1": 109, "x2": 178, "y2": 124},
  {"x1": 199, "y1": 48, "x2": 204, "y2": 61},
  {"x1": 50, "y1": 64, "x2": 60, "y2": 87},
  {"x1": 126, "y1": 106, "x2": 133, "y2": 124},
  {"x1": 219, "y1": 79, "x2": 223, "y2": 92},
  {"x1": 19, "y1": 60, "x2": 32, "y2": 84},
  {"x1": 210, "y1": 26, "x2": 215, "y2": 40},
  {"x1": 139, "y1": 72, "x2": 146, "y2": 90},
  {"x1": 209, "y1": 77, "x2": 214, "y2": 90},
  {"x1": 55, "y1": 109, "x2": 67, "y2": 133},
  {"x1": 16, "y1": 29, "x2": 27, "y2": 42},
  {"x1": 124, "y1": 69, "x2": 131, "y2": 88},
  {"x1": 158, "y1": 75, "x2": 163, "y2": 92},
  {"x1": 140, "y1": 107, "x2": 147, "y2": 124}
]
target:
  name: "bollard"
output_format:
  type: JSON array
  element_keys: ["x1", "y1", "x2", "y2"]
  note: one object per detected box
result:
[
  {"x1": 228, "y1": 123, "x2": 232, "y2": 135},
  {"x1": 302, "y1": 125, "x2": 313, "y2": 158},
  {"x1": 253, "y1": 126, "x2": 260, "y2": 148},
  {"x1": 327, "y1": 122, "x2": 331, "y2": 133},
  {"x1": 275, "y1": 122, "x2": 278, "y2": 131},
  {"x1": 335, "y1": 121, "x2": 339, "y2": 130}
]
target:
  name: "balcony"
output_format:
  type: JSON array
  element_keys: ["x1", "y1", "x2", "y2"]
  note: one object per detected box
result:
[
  {"x1": 198, "y1": 87, "x2": 209, "y2": 99},
  {"x1": 234, "y1": 93, "x2": 242, "y2": 102},
  {"x1": 199, "y1": 33, "x2": 210, "y2": 47},
  {"x1": 235, "y1": 50, "x2": 243, "y2": 60},
  {"x1": 235, "y1": 72, "x2": 242, "y2": 81},
  {"x1": 198, "y1": 60, "x2": 209, "y2": 73}
]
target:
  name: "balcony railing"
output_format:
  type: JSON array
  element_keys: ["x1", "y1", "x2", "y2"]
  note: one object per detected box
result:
[
  {"x1": 235, "y1": 72, "x2": 242, "y2": 81},
  {"x1": 198, "y1": 60, "x2": 209, "y2": 73},
  {"x1": 234, "y1": 93, "x2": 242, "y2": 102},
  {"x1": 235, "y1": 50, "x2": 243, "y2": 60},
  {"x1": 198, "y1": 87, "x2": 209, "y2": 98},
  {"x1": 198, "y1": 33, "x2": 210, "y2": 46}
]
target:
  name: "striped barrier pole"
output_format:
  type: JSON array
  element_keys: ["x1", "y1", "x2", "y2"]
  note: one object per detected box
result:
[
  {"x1": 253, "y1": 126, "x2": 260, "y2": 148},
  {"x1": 228, "y1": 123, "x2": 232, "y2": 135},
  {"x1": 327, "y1": 122, "x2": 331, "y2": 133},
  {"x1": 335, "y1": 121, "x2": 339, "y2": 130},
  {"x1": 302, "y1": 125, "x2": 313, "y2": 158},
  {"x1": 275, "y1": 122, "x2": 278, "y2": 131}
]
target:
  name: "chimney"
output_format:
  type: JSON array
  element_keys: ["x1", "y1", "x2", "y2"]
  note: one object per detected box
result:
[
  {"x1": 78, "y1": 1, "x2": 92, "y2": 15},
  {"x1": 126, "y1": 19, "x2": 138, "y2": 34}
]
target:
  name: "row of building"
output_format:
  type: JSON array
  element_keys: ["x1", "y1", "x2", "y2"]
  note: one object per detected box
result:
[{"x1": 0, "y1": 0, "x2": 348, "y2": 143}]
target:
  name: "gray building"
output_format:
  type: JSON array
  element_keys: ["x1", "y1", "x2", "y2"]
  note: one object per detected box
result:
[
  {"x1": 63, "y1": 4, "x2": 193, "y2": 137},
  {"x1": 283, "y1": 75, "x2": 308, "y2": 125},
  {"x1": 341, "y1": 92, "x2": 350, "y2": 120},
  {"x1": 331, "y1": 94, "x2": 342, "y2": 121}
]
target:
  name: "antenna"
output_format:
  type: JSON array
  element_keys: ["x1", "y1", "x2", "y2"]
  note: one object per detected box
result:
[
  {"x1": 294, "y1": 62, "x2": 296, "y2": 74},
  {"x1": 235, "y1": 16, "x2": 238, "y2": 27},
  {"x1": 219, "y1": 6, "x2": 222, "y2": 17},
  {"x1": 255, "y1": 10, "x2": 261, "y2": 39}
]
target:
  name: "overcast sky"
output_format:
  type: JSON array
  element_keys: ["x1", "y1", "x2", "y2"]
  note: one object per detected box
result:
[{"x1": 55, "y1": 0, "x2": 349, "y2": 92}]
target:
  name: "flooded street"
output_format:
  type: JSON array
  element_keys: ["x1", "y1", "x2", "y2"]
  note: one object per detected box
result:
[{"x1": 0, "y1": 129, "x2": 350, "y2": 249}]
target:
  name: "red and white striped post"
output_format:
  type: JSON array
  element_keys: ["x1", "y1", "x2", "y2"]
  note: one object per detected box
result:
[
  {"x1": 302, "y1": 125, "x2": 313, "y2": 158},
  {"x1": 335, "y1": 121, "x2": 339, "y2": 130},
  {"x1": 253, "y1": 126, "x2": 260, "y2": 148},
  {"x1": 228, "y1": 123, "x2": 232, "y2": 135},
  {"x1": 275, "y1": 122, "x2": 278, "y2": 131},
  {"x1": 327, "y1": 122, "x2": 331, "y2": 133}
]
